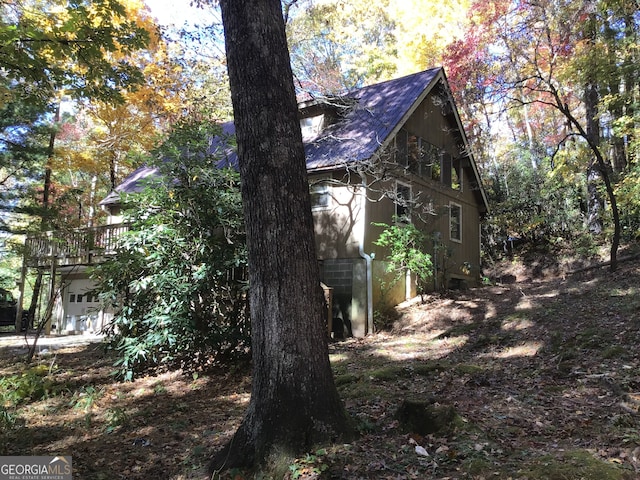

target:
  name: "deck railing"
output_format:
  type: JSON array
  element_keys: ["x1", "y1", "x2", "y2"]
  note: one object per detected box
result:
[{"x1": 24, "y1": 224, "x2": 130, "y2": 268}]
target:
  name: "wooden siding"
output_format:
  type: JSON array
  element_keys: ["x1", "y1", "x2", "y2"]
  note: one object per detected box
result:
[
  {"x1": 366, "y1": 89, "x2": 484, "y2": 296},
  {"x1": 311, "y1": 174, "x2": 365, "y2": 259}
]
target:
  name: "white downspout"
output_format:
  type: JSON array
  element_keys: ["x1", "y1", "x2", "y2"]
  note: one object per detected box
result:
[{"x1": 358, "y1": 181, "x2": 374, "y2": 335}]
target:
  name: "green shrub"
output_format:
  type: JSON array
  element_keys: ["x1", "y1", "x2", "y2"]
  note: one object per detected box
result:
[
  {"x1": 0, "y1": 365, "x2": 58, "y2": 405},
  {"x1": 374, "y1": 220, "x2": 433, "y2": 297},
  {"x1": 93, "y1": 120, "x2": 249, "y2": 380}
]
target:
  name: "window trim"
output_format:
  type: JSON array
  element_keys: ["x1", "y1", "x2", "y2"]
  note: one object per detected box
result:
[
  {"x1": 310, "y1": 181, "x2": 331, "y2": 211},
  {"x1": 449, "y1": 202, "x2": 462, "y2": 243}
]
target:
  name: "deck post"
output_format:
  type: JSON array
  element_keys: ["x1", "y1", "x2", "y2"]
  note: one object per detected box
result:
[{"x1": 15, "y1": 262, "x2": 27, "y2": 331}]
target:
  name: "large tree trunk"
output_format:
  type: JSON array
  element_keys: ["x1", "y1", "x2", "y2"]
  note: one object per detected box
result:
[
  {"x1": 579, "y1": 12, "x2": 620, "y2": 271},
  {"x1": 210, "y1": 0, "x2": 353, "y2": 471}
]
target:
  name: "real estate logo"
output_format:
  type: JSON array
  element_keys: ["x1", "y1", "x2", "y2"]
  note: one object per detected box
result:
[{"x1": 0, "y1": 456, "x2": 72, "y2": 480}]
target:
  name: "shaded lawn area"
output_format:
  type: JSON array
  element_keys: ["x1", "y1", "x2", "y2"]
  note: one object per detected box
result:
[{"x1": 1, "y1": 259, "x2": 639, "y2": 479}]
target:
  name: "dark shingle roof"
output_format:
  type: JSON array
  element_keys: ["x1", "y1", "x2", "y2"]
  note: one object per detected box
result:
[
  {"x1": 99, "y1": 165, "x2": 159, "y2": 206},
  {"x1": 99, "y1": 122, "x2": 237, "y2": 205},
  {"x1": 305, "y1": 68, "x2": 440, "y2": 171},
  {"x1": 101, "y1": 68, "x2": 444, "y2": 204},
  {"x1": 222, "y1": 68, "x2": 441, "y2": 171}
]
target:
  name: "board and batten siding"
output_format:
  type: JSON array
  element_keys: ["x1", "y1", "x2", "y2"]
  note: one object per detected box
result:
[
  {"x1": 309, "y1": 86, "x2": 485, "y2": 333},
  {"x1": 365, "y1": 88, "x2": 484, "y2": 303}
]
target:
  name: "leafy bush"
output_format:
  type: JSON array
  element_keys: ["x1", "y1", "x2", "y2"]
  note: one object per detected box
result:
[
  {"x1": 0, "y1": 364, "x2": 64, "y2": 436},
  {"x1": 482, "y1": 153, "x2": 587, "y2": 258},
  {"x1": 617, "y1": 162, "x2": 640, "y2": 240},
  {"x1": 93, "y1": 120, "x2": 249, "y2": 380},
  {"x1": 374, "y1": 220, "x2": 433, "y2": 297},
  {"x1": 0, "y1": 364, "x2": 58, "y2": 405}
]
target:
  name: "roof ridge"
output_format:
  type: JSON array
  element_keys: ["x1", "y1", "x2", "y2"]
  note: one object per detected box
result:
[{"x1": 349, "y1": 67, "x2": 442, "y2": 95}]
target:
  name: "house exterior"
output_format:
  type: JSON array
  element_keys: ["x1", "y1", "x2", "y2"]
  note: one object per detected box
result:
[
  {"x1": 21, "y1": 224, "x2": 127, "y2": 334},
  {"x1": 22, "y1": 67, "x2": 488, "y2": 337},
  {"x1": 300, "y1": 68, "x2": 488, "y2": 336}
]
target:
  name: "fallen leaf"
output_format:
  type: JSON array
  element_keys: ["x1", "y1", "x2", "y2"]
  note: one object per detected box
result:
[{"x1": 415, "y1": 445, "x2": 429, "y2": 457}]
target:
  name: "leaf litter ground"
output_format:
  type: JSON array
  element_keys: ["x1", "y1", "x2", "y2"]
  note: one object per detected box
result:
[{"x1": 1, "y1": 257, "x2": 639, "y2": 479}]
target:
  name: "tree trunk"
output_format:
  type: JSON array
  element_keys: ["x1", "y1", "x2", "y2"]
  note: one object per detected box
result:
[
  {"x1": 579, "y1": 12, "x2": 619, "y2": 271},
  {"x1": 210, "y1": 0, "x2": 353, "y2": 471},
  {"x1": 561, "y1": 98, "x2": 620, "y2": 271},
  {"x1": 603, "y1": 14, "x2": 628, "y2": 174},
  {"x1": 26, "y1": 102, "x2": 60, "y2": 329},
  {"x1": 586, "y1": 162, "x2": 603, "y2": 235},
  {"x1": 583, "y1": 44, "x2": 603, "y2": 235}
]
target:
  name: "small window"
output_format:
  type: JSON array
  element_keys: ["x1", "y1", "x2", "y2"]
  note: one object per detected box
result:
[
  {"x1": 397, "y1": 130, "x2": 449, "y2": 183},
  {"x1": 450, "y1": 202, "x2": 462, "y2": 242},
  {"x1": 395, "y1": 183, "x2": 411, "y2": 221},
  {"x1": 300, "y1": 114, "x2": 324, "y2": 139},
  {"x1": 76, "y1": 294, "x2": 83, "y2": 303},
  {"x1": 395, "y1": 129, "x2": 408, "y2": 167},
  {"x1": 430, "y1": 147, "x2": 442, "y2": 182},
  {"x1": 69, "y1": 294, "x2": 76, "y2": 303},
  {"x1": 452, "y1": 158, "x2": 462, "y2": 191},
  {"x1": 407, "y1": 134, "x2": 421, "y2": 173},
  {"x1": 310, "y1": 182, "x2": 330, "y2": 210},
  {"x1": 417, "y1": 141, "x2": 441, "y2": 181}
]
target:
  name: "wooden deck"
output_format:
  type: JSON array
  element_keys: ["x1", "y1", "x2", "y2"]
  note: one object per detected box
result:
[{"x1": 24, "y1": 224, "x2": 129, "y2": 268}]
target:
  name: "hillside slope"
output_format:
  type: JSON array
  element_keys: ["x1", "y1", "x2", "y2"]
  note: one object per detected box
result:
[
  {"x1": 325, "y1": 256, "x2": 640, "y2": 478},
  {"x1": 0, "y1": 257, "x2": 639, "y2": 479}
]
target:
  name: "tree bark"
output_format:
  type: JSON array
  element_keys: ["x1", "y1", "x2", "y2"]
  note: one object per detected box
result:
[
  {"x1": 26, "y1": 102, "x2": 61, "y2": 329},
  {"x1": 580, "y1": 13, "x2": 619, "y2": 271},
  {"x1": 583, "y1": 12, "x2": 604, "y2": 237},
  {"x1": 210, "y1": 0, "x2": 353, "y2": 471}
]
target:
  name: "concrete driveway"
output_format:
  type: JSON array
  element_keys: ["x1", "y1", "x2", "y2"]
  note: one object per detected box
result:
[{"x1": 0, "y1": 331, "x2": 104, "y2": 354}]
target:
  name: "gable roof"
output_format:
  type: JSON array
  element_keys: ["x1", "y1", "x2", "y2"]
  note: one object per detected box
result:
[
  {"x1": 100, "y1": 165, "x2": 159, "y2": 206},
  {"x1": 304, "y1": 67, "x2": 441, "y2": 171},
  {"x1": 101, "y1": 68, "x2": 488, "y2": 213}
]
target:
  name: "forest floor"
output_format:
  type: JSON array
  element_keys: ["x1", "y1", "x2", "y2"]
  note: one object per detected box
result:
[{"x1": 1, "y1": 249, "x2": 640, "y2": 479}]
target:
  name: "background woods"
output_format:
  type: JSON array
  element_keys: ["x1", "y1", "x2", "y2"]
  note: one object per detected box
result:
[{"x1": 1, "y1": 0, "x2": 637, "y2": 275}]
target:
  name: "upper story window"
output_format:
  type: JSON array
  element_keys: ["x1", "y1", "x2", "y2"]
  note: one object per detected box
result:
[
  {"x1": 395, "y1": 128, "x2": 463, "y2": 190},
  {"x1": 423, "y1": 141, "x2": 441, "y2": 181},
  {"x1": 395, "y1": 182, "x2": 412, "y2": 222},
  {"x1": 300, "y1": 114, "x2": 324, "y2": 140},
  {"x1": 397, "y1": 130, "x2": 439, "y2": 178},
  {"x1": 451, "y1": 158, "x2": 462, "y2": 191},
  {"x1": 450, "y1": 202, "x2": 462, "y2": 242}
]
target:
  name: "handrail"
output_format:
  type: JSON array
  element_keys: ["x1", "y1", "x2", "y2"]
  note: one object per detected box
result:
[{"x1": 24, "y1": 224, "x2": 130, "y2": 267}]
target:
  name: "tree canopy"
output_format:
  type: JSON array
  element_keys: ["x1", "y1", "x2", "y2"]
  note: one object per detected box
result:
[
  {"x1": 0, "y1": 0, "x2": 152, "y2": 231},
  {"x1": 0, "y1": 0, "x2": 150, "y2": 105}
]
